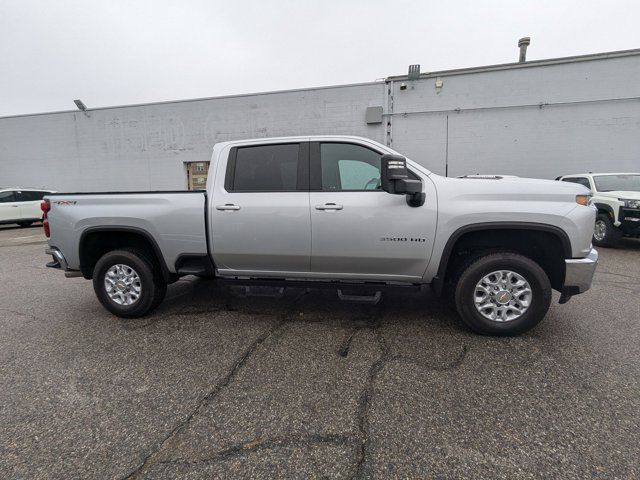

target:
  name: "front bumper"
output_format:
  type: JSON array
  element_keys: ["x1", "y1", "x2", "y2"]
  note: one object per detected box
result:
[
  {"x1": 620, "y1": 208, "x2": 640, "y2": 235},
  {"x1": 560, "y1": 248, "x2": 598, "y2": 302}
]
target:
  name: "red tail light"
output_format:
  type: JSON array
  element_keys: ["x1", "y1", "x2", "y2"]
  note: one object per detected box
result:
[{"x1": 41, "y1": 200, "x2": 51, "y2": 237}]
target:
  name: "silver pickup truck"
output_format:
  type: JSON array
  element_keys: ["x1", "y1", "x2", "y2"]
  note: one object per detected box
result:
[{"x1": 43, "y1": 135, "x2": 598, "y2": 335}]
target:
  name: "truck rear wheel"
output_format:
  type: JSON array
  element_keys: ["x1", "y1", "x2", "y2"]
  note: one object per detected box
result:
[
  {"x1": 454, "y1": 252, "x2": 551, "y2": 335},
  {"x1": 593, "y1": 213, "x2": 622, "y2": 248},
  {"x1": 93, "y1": 248, "x2": 166, "y2": 318}
]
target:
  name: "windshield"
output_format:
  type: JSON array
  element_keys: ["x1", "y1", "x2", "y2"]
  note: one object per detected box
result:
[{"x1": 593, "y1": 174, "x2": 640, "y2": 192}]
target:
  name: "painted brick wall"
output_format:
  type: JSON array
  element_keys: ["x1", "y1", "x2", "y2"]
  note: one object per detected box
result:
[
  {"x1": 0, "y1": 83, "x2": 385, "y2": 191},
  {"x1": 1, "y1": 53, "x2": 639, "y2": 191},
  {"x1": 390, "y1": 54, "x2": 640, "y2": 177}
]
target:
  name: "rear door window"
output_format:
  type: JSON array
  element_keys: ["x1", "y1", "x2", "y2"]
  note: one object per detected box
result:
[
  {"x1": 16, "y1": 191, "x2": 43, "y2": 202},
  {"x1": 227, "y1": 144, "x2": 303, "y2": 192}
]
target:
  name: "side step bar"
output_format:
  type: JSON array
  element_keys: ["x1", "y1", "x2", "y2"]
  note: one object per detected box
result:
[
  {"x1": 337, "y1": 289, "x2": 383, "y2": 304},
  {"x1": 218, "y1": 277, "x2": 423, "y2": 293}
]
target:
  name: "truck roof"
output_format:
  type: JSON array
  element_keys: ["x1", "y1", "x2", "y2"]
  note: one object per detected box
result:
[
  {"x1": 208, "y1": 135, "x2": 436, "y2": 176},
  {"x1": 1, "y1": 187, "x2": 56, "y2": 192},
  {"x1": 215, "y1": 135, "x2": 381, "y2": 148}
]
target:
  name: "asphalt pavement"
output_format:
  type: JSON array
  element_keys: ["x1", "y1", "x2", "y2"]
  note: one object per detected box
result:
[{"x1": 1, "y1": 224, "x2": 639, "y2": 479}]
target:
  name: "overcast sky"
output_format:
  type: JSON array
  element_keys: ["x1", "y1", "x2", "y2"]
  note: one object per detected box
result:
[{"x1": 1, "y1": 0, "x2": 639, "y2": 117}]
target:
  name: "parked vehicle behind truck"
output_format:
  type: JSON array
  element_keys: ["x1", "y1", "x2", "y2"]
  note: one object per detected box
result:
[
  {"x1": 557, "y1": 173, "x2": 640, "y2": 247},
  {"x1": 43, "y1": 136, "x2": 598, "y2": 335},
  {"x1": 0, "y1": 188, "x2": 54, "y2": 227}
]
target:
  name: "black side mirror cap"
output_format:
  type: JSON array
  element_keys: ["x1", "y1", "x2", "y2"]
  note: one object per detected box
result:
[
  {"x1": 381, "y1": 154, "x2": 409, "y2": 194},
  {"x1": 396, "y1": 179, "x2": 425, "y2": 207},
  {"x1": 406, "y1": 191, "x2": 425, "y2": 207},
  {"x1": 394, "y1": 178, "x2": 421, "y2": 194},
  {"x1": 381, "y1": 155, "x2": 425, "y2": 207}
]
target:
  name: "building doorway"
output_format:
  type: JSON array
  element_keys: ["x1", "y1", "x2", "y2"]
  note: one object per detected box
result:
[{"x1": 186, "y1": 162, "x2": 209, "y2": 190}]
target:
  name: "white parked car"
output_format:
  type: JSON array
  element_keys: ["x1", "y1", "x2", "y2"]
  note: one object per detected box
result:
[
  {"x1": 557, "y1": 173, "x2": 640, "y2": 247},
  {"x1": 0, "y1": 188, "x2": 55, "y2": 227}
]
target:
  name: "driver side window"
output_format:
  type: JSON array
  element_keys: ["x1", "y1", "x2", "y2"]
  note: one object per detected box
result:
[{"x1": 320, "y1": 143, "x2": 382, "y2": 191}]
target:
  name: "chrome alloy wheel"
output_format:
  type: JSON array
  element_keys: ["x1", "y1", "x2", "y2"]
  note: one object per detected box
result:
[
  {"x1": 104, "y1": 264, "x2": 142, "y2": 305},
  {"x1": 474, "y1": 270, "x2": 532, "y2": 322},
  {"x1": 593, "y1": 219, "x2": 606, "y2": 242}
]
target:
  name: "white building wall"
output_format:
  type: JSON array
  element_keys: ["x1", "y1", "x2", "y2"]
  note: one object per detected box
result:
[
  {"x1": 0, "y1": 83, "x2": 385, "y2": 191},
  {"x1": 389, "y1": 53, "x2": 640, "y2": 177},
  {"x1": 1, "y1": 51, "x2": 639, "y2": 191}
]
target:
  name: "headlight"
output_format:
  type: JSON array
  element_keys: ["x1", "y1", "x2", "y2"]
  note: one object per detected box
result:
[
  {"x1": 575, "y1": 194, "x2": 592, "y2": 206},
  {"x1": 619, "y1": 198, "x2": 640, "y2": 209}
]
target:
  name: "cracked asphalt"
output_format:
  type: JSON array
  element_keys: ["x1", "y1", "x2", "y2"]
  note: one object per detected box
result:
[{"x1": 1, "y1": 225, "x2": 639, "y2": 479}]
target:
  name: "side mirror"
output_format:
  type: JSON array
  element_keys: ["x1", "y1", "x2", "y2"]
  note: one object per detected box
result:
[{"x1": 381, "y1": 154, "x2": 425, "y2": 207}]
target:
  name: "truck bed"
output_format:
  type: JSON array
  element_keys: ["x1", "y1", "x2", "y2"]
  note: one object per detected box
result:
[{"x1": 45, "y1": 191, "x2": 208, "y2": 275}]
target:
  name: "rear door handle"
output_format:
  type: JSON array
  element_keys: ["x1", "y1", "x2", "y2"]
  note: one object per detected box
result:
[
  {"x1": 315, "y1": 203, "x2": 343, "y2": 211},
  {"x1": 216, "y1": 204, "x2": 241, "y2": 211}
]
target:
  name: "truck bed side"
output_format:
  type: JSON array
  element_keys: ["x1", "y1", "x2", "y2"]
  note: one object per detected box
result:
[{"x1": 45, "y1": 191, "x2": 207, "y2": 275}]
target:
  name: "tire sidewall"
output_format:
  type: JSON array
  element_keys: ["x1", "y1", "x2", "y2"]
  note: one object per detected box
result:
[
  {"x1": 593, "y1": 213, "x2": 620, "y2": 247},
  {"x1": 455, "y1": 254, "x2": 551, "y2": 335},
  {"x1": 93, "y1": 250, "x2": 158, "y2": 318}
]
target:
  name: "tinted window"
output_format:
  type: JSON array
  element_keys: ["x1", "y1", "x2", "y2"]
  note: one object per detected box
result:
[
  {"x1": 17, "y1": 191, "x2": 44, "y2": 202},
  {"x1": 231, "y1": 144, "x2": 299, "y2": 191},
  {"x1": 562, "y1": 177, "x2": 591, "y2": 189},
  {"x1": 320, "y1": 143, "x2": 382, "y2": 191},
  {"x1": 0, "y1": 191, "x2": 16, "y2": 203}
]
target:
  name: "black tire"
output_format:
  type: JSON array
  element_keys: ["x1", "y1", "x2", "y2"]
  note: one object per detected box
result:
[
  {"x1": 454, "y1": 252, "x2": 552, "y2": 336},
  {"x1": 93, "y1": 248, "x2": 167, "y2": 318},
  {"x1": 593, "y1": 213, "x2": 622, "y2": 248},
  {"x1": 17, "y1": 222, "x2": 33, "y2": 228}
]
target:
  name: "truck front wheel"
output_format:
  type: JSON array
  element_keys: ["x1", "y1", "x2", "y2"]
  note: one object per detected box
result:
[
  {"x1": 93, "y1": 248, "x2": 167, "y2": 318},
  {"x1": 454, "y1": 252, "x2": 551, "y2": 335}
]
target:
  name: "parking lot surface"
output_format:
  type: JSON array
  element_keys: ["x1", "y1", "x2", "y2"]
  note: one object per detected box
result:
[{"x1": 1, "y1": 224, "x2": 639, "y2": 479}]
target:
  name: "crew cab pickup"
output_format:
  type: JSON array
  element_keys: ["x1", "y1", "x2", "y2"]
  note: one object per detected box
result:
[{"x1": 44, "y1": 136, "x2": 598, "y2": 335}]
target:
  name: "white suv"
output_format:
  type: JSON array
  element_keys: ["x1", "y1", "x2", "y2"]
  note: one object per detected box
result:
[
  {"x1": 557, "y1": 173, "x2": 640, "y2": 247},
  {"x1": 0, "y1": 188, "x2": 55, "y2": 227}
]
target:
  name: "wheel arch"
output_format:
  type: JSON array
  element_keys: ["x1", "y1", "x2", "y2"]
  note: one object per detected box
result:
[
  {"x1": 433, "y1": 222, "x2": 571, "y2": 295},
  {"x1": 594, "y1": 202, "x2": 616, "y2": 220},
  {"x1": 79, "y1": 226, "x2": 173, "y2": 282}
]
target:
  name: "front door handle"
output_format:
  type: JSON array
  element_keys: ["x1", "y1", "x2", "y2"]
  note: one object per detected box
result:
[
  {"x1": 315, "y1": 203, "x2": 343, "y2": 211},
  {"x1": 216, "y1": 204, "x2": 241, "y2": 211}
]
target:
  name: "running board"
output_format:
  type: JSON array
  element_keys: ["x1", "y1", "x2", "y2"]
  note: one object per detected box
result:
[{"x1": 218, "y1": 277, "x2": 422, "y2": 293}]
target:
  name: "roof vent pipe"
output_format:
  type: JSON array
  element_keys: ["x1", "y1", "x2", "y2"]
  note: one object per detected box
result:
[{"x1": 518, "y1": 37, "x2": 530, "y2": 63}]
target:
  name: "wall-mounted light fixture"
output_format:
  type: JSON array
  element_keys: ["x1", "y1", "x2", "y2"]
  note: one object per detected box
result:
[{"x1": 73, "y1": 99, "x2": 90, "y2": 118}]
